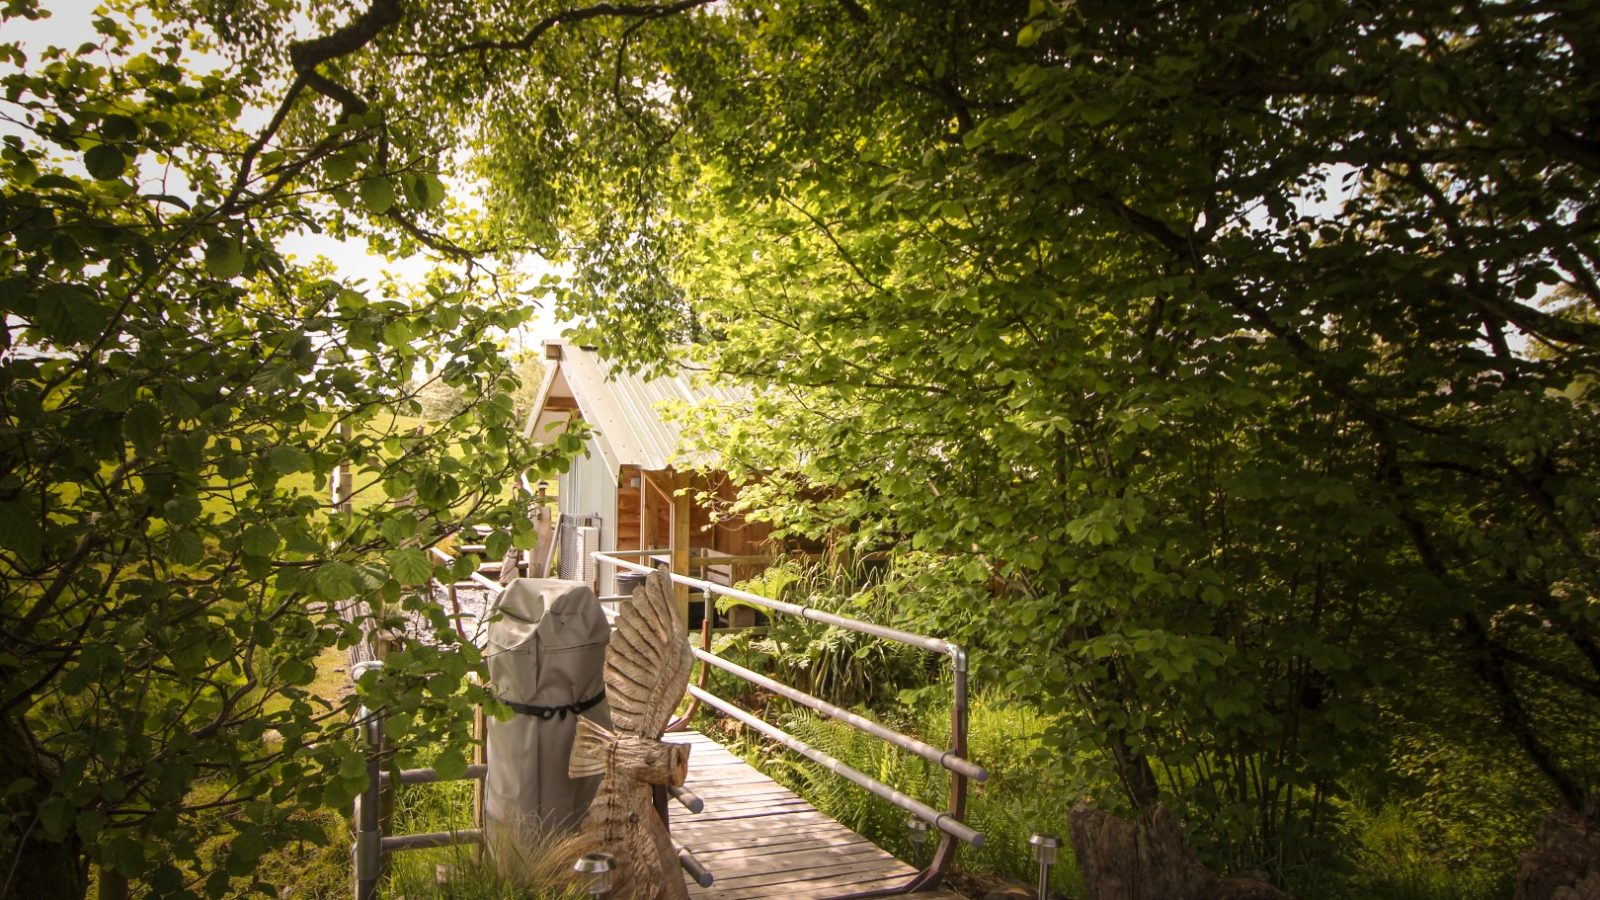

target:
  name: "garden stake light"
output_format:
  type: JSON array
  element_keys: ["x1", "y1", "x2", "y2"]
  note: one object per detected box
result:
[
  {"x1": 1024, "y1": 832, "x2": 1062, "y2": 890},
  {"x1": 905, "y1": 817, "x2": 931, "y2": 866},
  {"x1": 574, "y1": 851, "x2": 616, "y2": 896},
  {"x1": 1028, "y1": 833, "x2": 1060, "y2": 900}
]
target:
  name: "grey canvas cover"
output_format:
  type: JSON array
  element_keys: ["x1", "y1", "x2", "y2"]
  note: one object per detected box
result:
[{"x1": 484, "y1": 577, "x2": 611, "y2": 847}]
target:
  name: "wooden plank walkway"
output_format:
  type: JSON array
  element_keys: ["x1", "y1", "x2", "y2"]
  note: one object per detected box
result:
[{"x1": 664, "y1": 731, "x2": 964, "y2": 900}]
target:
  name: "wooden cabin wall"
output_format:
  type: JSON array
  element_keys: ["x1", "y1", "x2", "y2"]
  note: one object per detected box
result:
[
  {"x1": 617, "y1": 465, "x2": 646, "y2": 550},
  {"x1": 690, "y1": 471, "x2": 773, "y2": 558},
  {"x1": 628, "y1": 466, "x2": 773, "y2": 567}
]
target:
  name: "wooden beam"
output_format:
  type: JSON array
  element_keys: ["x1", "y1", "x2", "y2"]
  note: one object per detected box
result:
[
  {"x1": 542, "y1": 395, "x2": 579, "y2": 412},
  {"x1": 671, "y1": 472, "x2": 692, "y2": 628},
  {"x1": 640, "y1": 467, "x2": 652, "y2": 551},
  {"x1": 681, "y1": 554, "x2": 774, "y2": 567}
]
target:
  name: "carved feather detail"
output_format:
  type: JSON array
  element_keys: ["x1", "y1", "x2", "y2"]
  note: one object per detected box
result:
[
  {"x1": 605, "y1": 569, "x2": 693, "y2": 737},
  {"x1": 570, "y1": 568, "x2": 694, "y2": 900},
  {"x1": 568, "y1": 716, "x2": 613, "y2": 779}
]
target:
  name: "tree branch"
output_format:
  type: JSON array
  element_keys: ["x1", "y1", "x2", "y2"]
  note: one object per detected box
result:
[{"x1": 421, "y1": 0, "x2": 715, "y2": 58}]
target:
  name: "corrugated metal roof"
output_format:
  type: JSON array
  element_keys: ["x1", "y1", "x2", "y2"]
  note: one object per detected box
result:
[{"x1": 525, "y1": 340, "x2": 745, "y2": 478}]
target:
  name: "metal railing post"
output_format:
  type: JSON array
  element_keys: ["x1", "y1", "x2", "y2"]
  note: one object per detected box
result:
[
  {"x1": 351, "y1": 661, "x2": 384, "y2": 900},
  {"x1": 907, "y1": 645, "x2": 969, "y2": 891}
]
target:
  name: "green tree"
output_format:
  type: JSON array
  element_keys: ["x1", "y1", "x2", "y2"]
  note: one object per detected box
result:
[
  {"x1": 0, "y1": 1, "x2": 576, "y2": 894},
  {"x1": 9, "y1": 0, "x2": 1600, "y2": 892},
  {"x1": 507, "y1": 348, "x2": 547, "y2": 423},
  {"x1": 436, "y1": 0, "x2": 1600, "y2": 883}
]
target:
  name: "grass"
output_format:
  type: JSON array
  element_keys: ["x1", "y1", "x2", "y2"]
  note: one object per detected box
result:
[
  {"x1": 263, "y1": 645, "x2": 352, "y2": 717},
  {"x1": 708, "y1": 693, "x2": 1521, "y2": 900},
  {"x1": 381, "y1": 744, "x2": 586, "y2": 899},
  {"x1": 1334, "y1": 803, "x2": 1512, "y2": 900}
]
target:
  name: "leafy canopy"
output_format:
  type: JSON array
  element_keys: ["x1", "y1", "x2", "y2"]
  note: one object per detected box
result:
[
  {"x1": 0, "y1": 1, "x2": 582, "y2": 895},
  {"x1": 436, "y1": 0, "x2": 1600, "y2": 882}
]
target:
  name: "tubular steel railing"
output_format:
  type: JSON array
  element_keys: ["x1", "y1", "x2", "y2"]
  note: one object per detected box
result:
[
  {"x1": 349, "y1": 659, "x2": 486, "y2": 900},
  {"x1": 348, "y1": 553, "x2": 504, "y2": 900},
  {"x1": 594, "y1": 550, "x2": 988, "y2": 894}
]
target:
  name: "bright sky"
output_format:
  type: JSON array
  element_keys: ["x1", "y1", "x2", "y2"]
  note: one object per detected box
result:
[{"x1": 4, "y1": 0, "x2": 572, "y2": 350}]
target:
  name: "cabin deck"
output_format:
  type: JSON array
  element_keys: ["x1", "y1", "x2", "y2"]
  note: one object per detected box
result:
[{"x1": 666, "y1": 730, "x2": 964, "y2": 900}]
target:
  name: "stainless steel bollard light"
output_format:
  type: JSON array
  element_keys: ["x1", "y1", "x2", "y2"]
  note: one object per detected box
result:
[
  {"x1": 574, "y1": 851, "x2": 616, "y2": 896},
  {"x1": 1028, "y1": 833, "x2": 1060, "y2": 900}
]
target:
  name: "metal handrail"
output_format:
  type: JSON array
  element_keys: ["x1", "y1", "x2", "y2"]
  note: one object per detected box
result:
[
  {"x1": 603, "y1": 555, "x2": 953, "y2": 653},
  {"x1": 692, "y1": 647, "x2": 987, "y2": 781},
  {"x1": 364, "y1": 541, "x2": 975, "y2": 896},
  {"x1": 686, "y1": 685, "x2": 982, "y2": 846},
  {"x1": 593, "y1": 550, "x2": 983, "y2": 892},
  {"x1": 350, "y1": 661, "x2": 488, "y2": 900}
]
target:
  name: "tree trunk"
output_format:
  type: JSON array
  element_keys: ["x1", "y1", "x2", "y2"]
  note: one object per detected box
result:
[
  {"x1": 1, "y1": 716, "x2": 86, "y2": 900},
  {"x1": 1067, "y1": 802, "x2": 1289, "y2": 900},
  {"x1": 1515, "y1": 800, "x2": 1600, "y2": 900}
]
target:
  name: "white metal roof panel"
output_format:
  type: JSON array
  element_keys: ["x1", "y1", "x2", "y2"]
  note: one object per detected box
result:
[{"x1": 527, "y1": 341, "x2": 745, "y2": 479}]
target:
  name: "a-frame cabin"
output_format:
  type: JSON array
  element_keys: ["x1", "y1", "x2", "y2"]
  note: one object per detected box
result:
[{"x1": 522, "y1": 340, "x2": 771, "y2": 624}]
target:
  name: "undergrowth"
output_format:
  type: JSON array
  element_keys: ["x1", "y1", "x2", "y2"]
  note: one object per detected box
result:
[
  {"x1": 712, "y1": 696, "x2": 1518, "y2": 900},
  {"x1": 709, "y1": 697, "x2": 1087, "y2": 898},
  {"x1": 381, "y1": 746, "x2": 583, "y2": 899},
  {"x1": 700, "y1": 559, "x2": 1524, "y2": 900}
]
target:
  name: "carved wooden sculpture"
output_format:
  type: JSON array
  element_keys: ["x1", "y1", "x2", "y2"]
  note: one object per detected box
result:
[{"x1": 569, "y1": 569, "x2": 693, "y2": 900}]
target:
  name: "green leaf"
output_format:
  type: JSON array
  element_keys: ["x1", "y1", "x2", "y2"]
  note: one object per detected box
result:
[
  {"x1": 311, "y1": 562, "x2": 359, "y2": 601},
  {"x1": 325, "y1": 153, "x2": 359, "y2": 181},
  {"x1": 241, "y1": 525, "x2": 280, "y2": 557},
  {"x1": 108, "y1": 835, "x2": 144, "y2": 876},
  {"x1": 360, "y1": 176, "x2": 396, "y2": 214},
  {"x1": 433, "y1": 746, "x2": 468, "y2": 781},
  {"x1": 101, "y1": 114, "x2": 140, "y2": 141},
  {"x1": 511, "y1": 516, "x2": 536, "y2": 551},
  {"x1": 39, "y1": 796, "x2": 73, "y2": 840},
  {"x1": 36, "y1": 283, "x2": 110, "y2": 343},
  {"x1": 31, "y1": 174, "x2": 80, "y2": 191},
  {"x1": 418, "y1": 173, "x2": 446, "y2": 210},
  {"x1": 0, "y1": 502, "x2": 43, "y2": 564},
  {"x1": 387, "y1": 548, "x2": 433, "y2": 585},
  {"x1": 169, "y1": 530, "x2": 204, "y2": 566},
  {"x1": 403, "y1": 172, "x2": 446, "y2": 210},
  {"x1": 75, "y1": 808, "x2": 105, "y2": 842},
  {"x1": 205, "y1": 238, "x2": 245, "y2": 279},
  {"x1": 124, "y1": 402, "x2": 162, "y2": 453},
  {"x1": 268, "y1": 445, "x2": 311, "y2": 474},
  {"x1": 1079, "y1": 97, "x2": 1120, "y2": 126},
  {"x1": 229, "y1": 827, "x2": 266, "y2": 865},
  {"x1": 483, "y1": 529, "x2": 511, "y2": 560},
  {"x1": 84, "y1": 144, "x2": 127, "y2": 180}
]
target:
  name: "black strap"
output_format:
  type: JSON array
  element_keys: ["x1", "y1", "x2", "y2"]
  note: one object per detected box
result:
[{"x1": 499, "y1": 690, "x2": 606, "y2": 721}]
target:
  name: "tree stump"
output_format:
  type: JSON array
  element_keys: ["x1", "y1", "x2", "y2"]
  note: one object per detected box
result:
[
  {"x1": 1515, "y1": 801, "x2": 1600, "y2": 900},
  {"x1": 1067, "y1": 802, "x2": 1290, "y2": 900}
]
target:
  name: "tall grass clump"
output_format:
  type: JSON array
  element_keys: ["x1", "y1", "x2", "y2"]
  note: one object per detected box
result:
[
  {"x1": 1332, "y1": 803, "x2": 1510, "y2": 900},
  {"x1": 381, "y1": 746, "x2": 585, "y2": 899}
]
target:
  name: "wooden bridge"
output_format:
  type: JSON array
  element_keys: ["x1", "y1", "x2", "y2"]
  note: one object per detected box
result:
[
  {"x1": 666, "y1": 730, "x2": 963, "y2": 899},
  {"x1": 353, "y1": 543, "x2": 984, "y2": 900}
]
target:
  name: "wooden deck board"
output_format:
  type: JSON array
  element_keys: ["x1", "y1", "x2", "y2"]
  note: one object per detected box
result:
[{"x1": 665, "y1": 730, "x2": 961, "y2": 900}]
